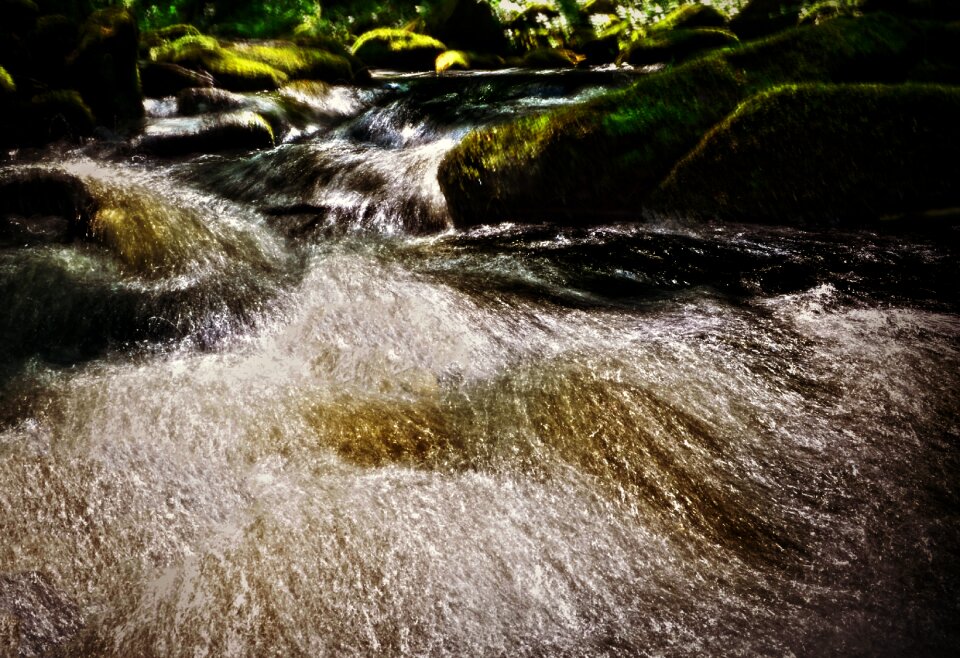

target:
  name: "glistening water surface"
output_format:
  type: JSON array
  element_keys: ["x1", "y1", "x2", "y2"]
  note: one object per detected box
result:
[{"x1": 0, "y1": 71, "x2": 958, "y2": 657}]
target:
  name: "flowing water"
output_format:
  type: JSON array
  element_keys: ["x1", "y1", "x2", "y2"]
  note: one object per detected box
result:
[{"x1": 0, "y1": 70, "x2": 958, "y2": 657}]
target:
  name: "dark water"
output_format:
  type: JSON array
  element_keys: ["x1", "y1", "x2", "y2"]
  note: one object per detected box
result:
[{"x1": 0, "y1": 70, "x2": 958, "y2": 657}]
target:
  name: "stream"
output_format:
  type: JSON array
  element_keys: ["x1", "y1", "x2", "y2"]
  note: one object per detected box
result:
[{"x1": 0, "y1": 69, "x2": 958, "y2": 656}]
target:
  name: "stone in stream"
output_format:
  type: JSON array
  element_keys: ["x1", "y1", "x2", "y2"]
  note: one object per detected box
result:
[
  {"x1": 177, "y1": 86, "x2": 248, "y2": 116},
  {"x1": 140, "y1": 61, "x2": 214, "y2": 98},
  {"x1": 351, "y1": 28, "x2": 447, "y2": 71},
  {"x1": 0, "y1": 167, "x2": 97, "y2": 243},
  {"x1": 137, "y1": 110, "x2": 275, "y2": 156}
]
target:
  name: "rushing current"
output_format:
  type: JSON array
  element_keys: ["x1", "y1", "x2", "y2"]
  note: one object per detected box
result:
[{"x1": 0, "y1": 69, "x2": 958, "y2": 657}]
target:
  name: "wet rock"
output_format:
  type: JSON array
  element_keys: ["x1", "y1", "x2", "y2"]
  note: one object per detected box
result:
[
  {"x1": 177, "y1": 86, "x2": 247, "y2": 115},
  {"x1": 140, "y1": 61, "x2": 214, "y2": 98},
  {"x1": 0, "y1": 167, "x2": 97, "y2": 242},
  {"x1": 621, "y1": 28, "x2": 739, "y2": 66},
  {"x1": 27, "y1": 89, "x2": 96, "y2": 142},
  {"x1": 0, "y1": 571, "x2": 84, "y2": 657},
  {"x1": 653, "y1": 83, "x2": 960, "y2": 225},
  {"x1": 351, "y1": 28, "x2": 447, "y2": 71},
  {"x1": 150, "y1": 34, "x2": 288, "y2": 91},
  {"x1": 70, "y1": 6, "x2": 143, "y2": 127},
  {"x1": 425, "y1": 0, "x2": 510, "y2": 55},
  {"x1": 137, "y1": 110, "x2": 275, "y2": 156},
  {"x1": 730, "y1": 0, "x2": 804, "y2": 40}
]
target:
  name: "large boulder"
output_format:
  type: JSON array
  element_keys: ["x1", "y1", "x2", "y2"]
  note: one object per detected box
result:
[
  {"x1": 27, "y1": 14, "x2": 80, "y2": 88},
  {"x1": 351, "y1": 28, "x2": 447, "y2": 71},
  {"x1": 438, "y1": 13, "x2": 953, "y2": 227},
  {"x1": 654, "y1": 83, "x2": 960, "y2": 224},
  {"x1": 69, "y1": 6, "x2": 143, "y2": 127}
]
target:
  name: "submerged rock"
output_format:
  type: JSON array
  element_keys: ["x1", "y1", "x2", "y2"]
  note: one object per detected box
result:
[
  {"x1": 654, "y1": 83, "x2": 960, "y2": 224},
  {"x1": 137, "y1": 110, "x2": 275, "y2": 156},
  {"x1": 351, "y1": 28, "x2": 447, "y2": 71},
  {"x1": 0, "y1": 571, "x2": 84, "y2": 658}
]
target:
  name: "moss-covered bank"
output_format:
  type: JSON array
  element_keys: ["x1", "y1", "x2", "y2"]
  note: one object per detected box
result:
[
  {"x1": 653, "y1": 83, "x2": 960, "y2": 224},
  {"x1": 438, "y1": 13, "x2": 960, "y2": 227}
]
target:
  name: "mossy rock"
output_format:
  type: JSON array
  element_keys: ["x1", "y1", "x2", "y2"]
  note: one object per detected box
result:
[
  {"x1": 438, "y1": 13, "x2": 948, "y2": 227},
  {"x1": 622, "y1": 28, "x2": 739, "y2": 66},
  {"x1": 425, "y1": 0, "x2": 509, "y2": 54},
  {"x1": 140, "y1": 62, "x2": 214, "y2": 98},
  {"x1": 798, "y1": 1, "x2": 859, "y2": 25},
  {"x1": 229, "y1": 42, "x2": 355, "y2": 83},
  {"x1": 151, "y1": 35, "x2": 288, "y2": 91},
  {"x1": 0, "y1": 167, "x2": 96, "y2": 239},
  {"x1": 654, "y1": 83, "x2": 960, "y2": 224},
  {"x1": 651, "y1": 4, "x2": 731, "y2": 32},
  {"x1": 351, "y1": 28, "x2": 447, "y2": 71},
  {"x1": 137, "y1": 110, "x2": 275, "y2": 156},
  {"x1": 435, "y1": 50, "x2": 506, "y2": 72},
  {"x1": 439, "y1": 57, "x2": 746, "y2": 226},
  {"x1": 70, "y1": 6, "x2": 143, "y2": 127},
  {"x1": 521, "y1": 47, "x2": 582, "y2": 68},
  {"x1": 0, "y1": 67, "x2": 14, "y2": 95},
  {"x1": 28, "y1": 90, "x2": 96, "y2": 142},
  {"x1": 730, "y1": 0, "x2": 804, "y2": 40},
  {"x1": 177, "y1": 87, "x2": 247, "y2": 115},
  {"x1": 141, "y1": 23, "x2": 201, "y2": 51}
]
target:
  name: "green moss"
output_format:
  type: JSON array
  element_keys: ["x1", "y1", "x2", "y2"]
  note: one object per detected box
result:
[
  {"x1": 151, "y1": 34, "x2": 288, "y2": 91},
  {"x1": 351, "y1": 28, "x2": 447, "y2": 70},
  {"x1": 0, "y1": 67, "x2": 14, "y2": 94},
  {"x1": 654, "y1": 83, "x2": 960, "y2": 224},
  {"x1": 622, "y1": 28, "x2": 739, "y2": 66}
]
